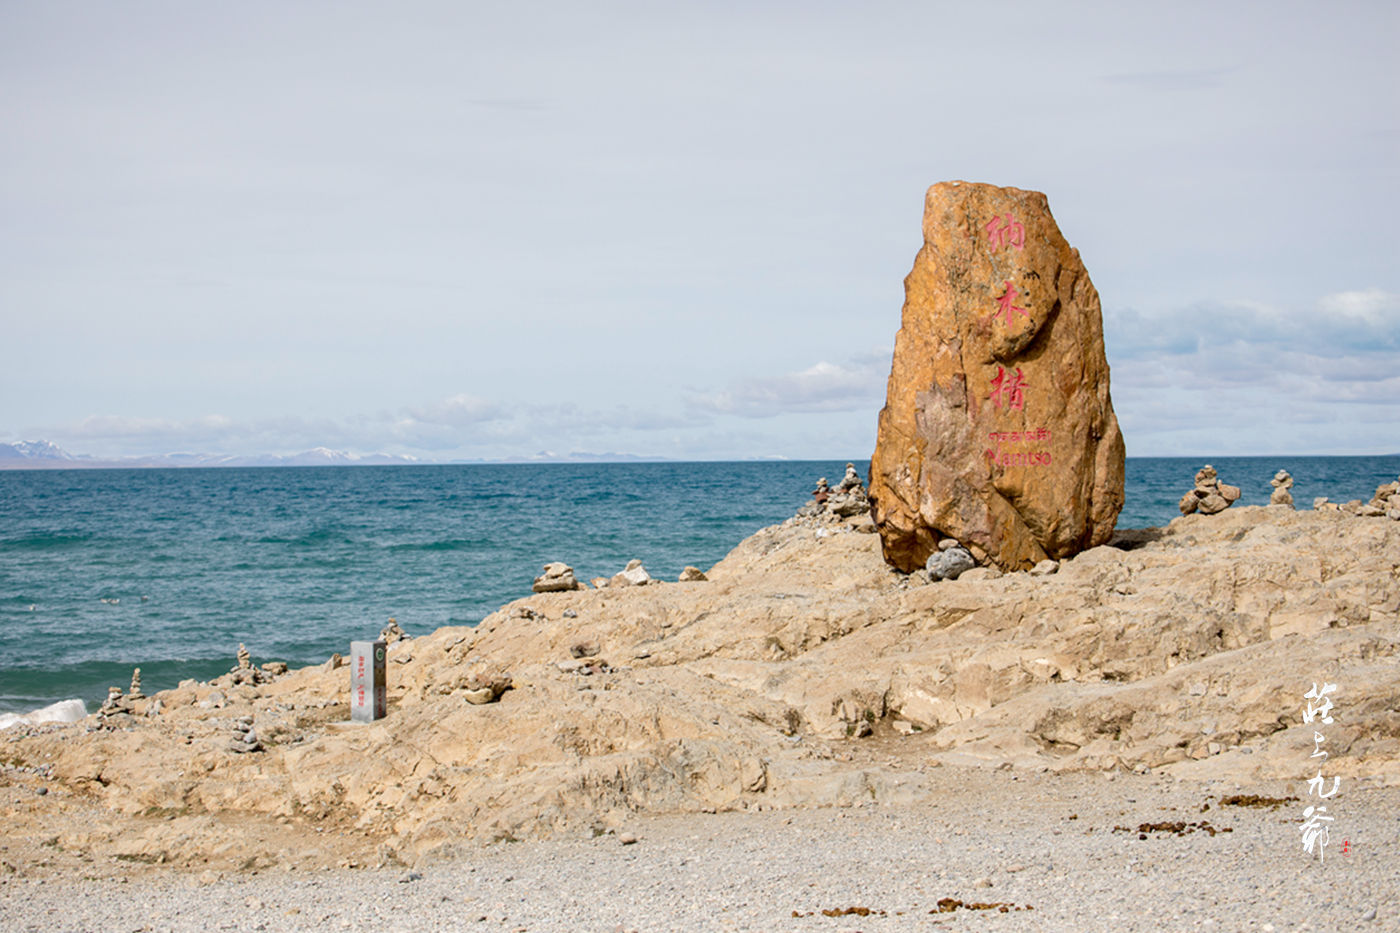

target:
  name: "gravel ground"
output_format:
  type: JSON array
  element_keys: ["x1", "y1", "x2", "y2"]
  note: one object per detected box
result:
[{"x1": 3, "y1": 769, "x2": 1395, "y2": 932}]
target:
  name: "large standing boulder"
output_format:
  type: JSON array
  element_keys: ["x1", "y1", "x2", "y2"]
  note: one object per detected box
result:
[{"x1": 868, "y1": 181, "x2": 1125, "y2": 573}]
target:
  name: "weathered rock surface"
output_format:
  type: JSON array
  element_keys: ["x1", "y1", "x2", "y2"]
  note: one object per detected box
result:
[
  {"x1": 610, "y1": 559, "x2": 652, "y2": 587},
  {"x1": 869, "y1": 181, "x2": 1124, "y2": 573},
  {"x1": 2, "y1": 504, "x2": 1396, "y2": 877},
  {"x1": 532, "y1": 562, "x2": 581, "y2": 593},
  {"x1": 1178, "y1": 464, "x2": 1242, "y2": 516},
  {"x1": 1364, "y1": 474, "x2": 1400, "y2": 521}
]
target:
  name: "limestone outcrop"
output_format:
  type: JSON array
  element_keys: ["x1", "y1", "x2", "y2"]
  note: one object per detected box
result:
[
  {"x1": 1366, "y1": 475, "x2": 1400, "y2": 520},
  {"x1": 869, "y1": 181, "x2": 1124, "y2": 573},
  {"x1": 1178, "y1": 465, "x2": 1242, "y2": 516},
  {"x1": 2, "y1": 501, "x2": 1397, "y2": 876}
]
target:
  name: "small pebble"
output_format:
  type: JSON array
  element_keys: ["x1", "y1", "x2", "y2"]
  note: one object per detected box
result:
[{"x1": 618, "y1": 832, "x2": 638, "y2": 845}]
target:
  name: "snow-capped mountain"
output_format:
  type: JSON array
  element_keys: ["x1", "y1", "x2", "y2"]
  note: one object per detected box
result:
[
  {"x1": 0, "y1": 440, "x2": 419, "y2": 469},
  {"x1": 0, "y1": 440, "x2": 78, "y2": 461}
]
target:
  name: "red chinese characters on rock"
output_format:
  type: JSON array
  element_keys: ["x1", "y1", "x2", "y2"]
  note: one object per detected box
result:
[
  {"x1": 984, "y1": 213, "x2": 1025, "y2": 251},
  {"x1": 988, "y1": 366, "x2": 1028, "y2": 411},
  {"x1": 987, "y1": 280, "x2": 1029, "y2": 327}
]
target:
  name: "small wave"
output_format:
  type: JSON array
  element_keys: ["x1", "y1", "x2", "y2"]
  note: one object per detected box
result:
[
  {"x1": 385, "y1": 539, "x2": 482, "y2": 553},
  {"x1": 2, "y1": 531, "x2": 94, "y2": 550},
  {"x1": 256, "y1": 528, "x2": 355, "y2": 547},
  {"x1": 0, "y1": 698, "x2": 87, "y2": 731}
]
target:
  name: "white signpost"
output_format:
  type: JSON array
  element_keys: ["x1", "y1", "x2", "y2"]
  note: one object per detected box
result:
[{"x1": 350, "y1": 639, "x2": 387, "y2": 723}]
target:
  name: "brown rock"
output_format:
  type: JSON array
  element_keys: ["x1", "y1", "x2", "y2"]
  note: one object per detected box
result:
[
  {"x1": 610, "y1": 559, "x2": 652, "y2": 587},
  {"x1": 532, "y1": 562, "x2": 580, "y2": 593},
  {"x1": 1198, "y1": 493, "x2": 1230, "y2": 515},
  {"x1": 868, "y1": 181, "x2": 1124, "y2": 573}
]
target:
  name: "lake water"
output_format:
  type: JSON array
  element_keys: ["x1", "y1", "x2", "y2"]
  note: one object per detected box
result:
[{"x1": 2, "y1": 456, "x2": 1395, "y2": 712}]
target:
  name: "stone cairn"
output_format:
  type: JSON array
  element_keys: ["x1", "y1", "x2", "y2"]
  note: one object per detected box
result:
[
  {"x1": 128, "y1": 667, "x2": 145, "y2": 700},
  {"x1": 1178, "y1": 465, "x2": 1242, "y2": 516},
  {"x1": 1316, "y1": 474, "x2": 1400, "y2": 519},
  {"x1": 379, "y1": 617, "x2": 409, "y2": 644},
  {"x1": 796, "y1": 463, "x2": 871, "y2": 522},
  {"x1": 1378, "y1": 476, "x2": 1400, "y2": 520},
  {"x1": 1269, "y1": 470, "x2": 1295, "y2": 507},
  {"x1": 98, "y1": 686, "x2": 130, "y2": 717},
  {"x1": 228, "y1": 715, "x2": 262, "y2": 753},
  {"x1": 532, "y1": 563, "x2": 581, "y2": 593},
  {"x1": 227, "y1": 643, "x2": 276, "y2": 686}
]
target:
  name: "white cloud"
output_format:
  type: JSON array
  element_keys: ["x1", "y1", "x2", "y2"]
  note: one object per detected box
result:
[
  {"x1": 401, "y1": 394, "x2": 505, "y2": 427},
  {"x1": 686, "y1": 352, "x2": 890, "y2": 418},
  {"x1": 34, "y1": 391, "x2": 722, "y2": 460},
  {"x1": 1318, "y1": 288, "x2": 1399, "y2": 321}
]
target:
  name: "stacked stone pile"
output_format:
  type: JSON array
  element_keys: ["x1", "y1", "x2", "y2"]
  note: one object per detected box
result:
[
  {"x1": 532, "y1": 563, "x2": 580, "y2": 593},
  {"x1": 1377, "y1": 476, "x2": 1400, "y2": 520},
  {"x1": 98, "y1": 686, "x2": 130, "y2": 717},
  {"x1": 825, "y1": 463, "x2": 871, "y2": 518},
  {"x1": 225, "y1": 644, "x2": 286, "y2": 686},
  {"x1": 1269, "y1": 470, "x2": 1294, "y2": 507},
  {"x1": 228, "y1": 715, "x2": 262, "y2": 754},
  {"x1": 1314, "y1": 475, "x2": 1400, "y2": 519},
  {"x1": 1178, "y1": 465, "x2": 1242, "y2": 516},
  {"x1": 796, "y1": 464, "x2": 872, "y2": 523},
  {"x1": 536, "y1": 560, "x2": 708, "y2": 590},
  {"x1": 127, "y1": 668, "x2": 145, "y2": 700}
]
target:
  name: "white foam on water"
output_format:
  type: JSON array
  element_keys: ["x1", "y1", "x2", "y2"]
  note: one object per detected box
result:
[{"x1": 0, "y1": 698, "x2": 87, "y2": 730}]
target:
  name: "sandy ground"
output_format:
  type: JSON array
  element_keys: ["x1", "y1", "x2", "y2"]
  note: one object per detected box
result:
[{"x1": 3, "y1": 767, "x2": 1394, "y2": 932}]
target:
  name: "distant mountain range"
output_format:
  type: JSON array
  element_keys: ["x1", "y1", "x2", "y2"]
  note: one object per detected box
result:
[
  {"x1": 0, "y1": 440, "x2": 422, "y2": 469},
  {"x1": 0, "y1": 440, "x2": 679, "y2": 469}
]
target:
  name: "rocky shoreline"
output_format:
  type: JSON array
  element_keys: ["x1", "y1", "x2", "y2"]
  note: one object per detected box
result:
[{"x1": 3, "y1": 491, "x2": 1398, "y2": 878}]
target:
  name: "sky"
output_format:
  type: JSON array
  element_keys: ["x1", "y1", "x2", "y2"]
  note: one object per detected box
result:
[{"x1": 2, "y1": 1, "x2": 1397, "y2": 461}]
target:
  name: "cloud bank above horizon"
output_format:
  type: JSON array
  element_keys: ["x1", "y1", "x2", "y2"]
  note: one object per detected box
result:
[{"x1": 3, "y1": 2, "x2": 1397, "y2": 461}]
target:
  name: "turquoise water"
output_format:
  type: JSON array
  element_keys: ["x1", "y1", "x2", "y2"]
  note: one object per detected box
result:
[{"x1": 2, "y1": 456, "x2": 1396, "y2": 713}]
